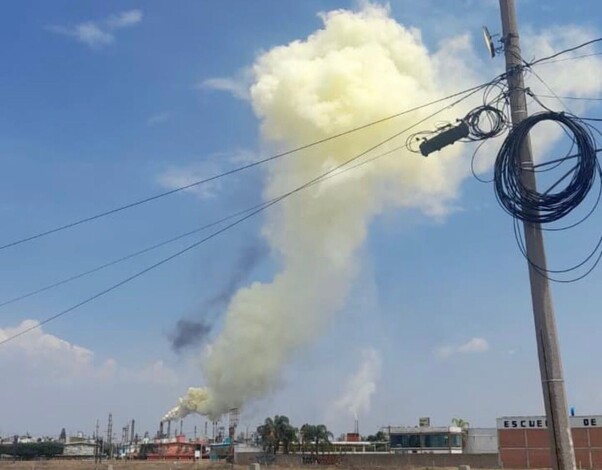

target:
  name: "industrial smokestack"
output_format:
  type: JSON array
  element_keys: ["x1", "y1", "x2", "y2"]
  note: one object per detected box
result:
[
  {"x1": 167, "y1": 421, "x2": 171, "y2": 438},
  {"x1": 159, "y1": 421, "x2": 164, "y2": 438},
  {"x1": 130, "y1": 420, "x2": 135, "y2": 444}
]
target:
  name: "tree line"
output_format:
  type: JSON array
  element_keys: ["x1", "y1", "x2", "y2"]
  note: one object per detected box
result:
[
  {"x1": 0, "y1": 442, "x2": 64, "y2": 459},
  {"x1": 255, "y1": 415, "x2": 388, "y2": 455}
]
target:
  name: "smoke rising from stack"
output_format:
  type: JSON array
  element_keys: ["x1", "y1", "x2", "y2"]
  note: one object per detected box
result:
[
  {"x1": 168, "y1": 242, "x2": 267, "y2": 353},
  {"x1": 164, "y1": 3, "x2": 479, "y2": 421},
  {"x1": 333, "y1": 348, "x2": 382, "y2": 420}
]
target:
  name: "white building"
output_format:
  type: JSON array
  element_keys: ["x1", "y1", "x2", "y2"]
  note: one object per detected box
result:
[{"x1": 464, "y1": 428, "x2": 498, "y2": 454}]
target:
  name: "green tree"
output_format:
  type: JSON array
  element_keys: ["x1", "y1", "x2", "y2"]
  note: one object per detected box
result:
[
  {"x1": 366, "y1": 431, "x2": 387, "y2": 442},
  {"x1": 300, "y1": 424, "x2": 332, "y2": 454},
  {"x1": 257, "y1": 417, "x2": 277, "y2": 454},
  {"x1": 274, "y1": 415, "x2": 297, "y2": 454},
  {"x1": 451, "y1": 418, "x2": 470, "y2": 449},
  {"x1": 451, "y1": 418, "x2": 469, "y2": 429},
  {"x1": 0, "y1": 442, "x2": 64, "y2": 460},
  {"x1": 257, "y1": 415, "x2": 297, "y2": 454}
]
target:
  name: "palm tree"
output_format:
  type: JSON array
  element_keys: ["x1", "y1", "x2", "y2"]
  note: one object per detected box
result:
[
  {"x1": 274, "y1": 415, "x2": 296, "y2": 454},
  {"x1": 366, "y1": 431, "x2": 387, "y2": 442},
  {"x1": 257, "y1": 417, "x2": 276, "y2": 454},
  {"x1": 300, "y1": 424, "x2": 332, "y2": 455},
  {"x1": 314, "y1": 424, "x2": 332, "y2": 454},
  {"x1": 451, "y1": 418, "x2": 470, "y2": 450},
  {"x1": 451, "y1": 418, "x2": 469, "y2": 429},
  {"x1": 300, "y1": 424, "x2": 313, "y2": 454},
  {"x1": 258, "y1": 415, "x2": 297, "y2": 454}
]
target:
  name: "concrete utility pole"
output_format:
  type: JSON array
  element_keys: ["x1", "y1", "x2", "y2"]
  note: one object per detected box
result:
[{"x1": 498, "y1": 2, "x2": 576, "y2": 469}]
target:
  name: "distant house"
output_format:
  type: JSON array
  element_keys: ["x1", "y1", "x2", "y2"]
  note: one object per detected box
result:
[{"x1": 63, "y1": 440, "x2": 96, "y2": 458}]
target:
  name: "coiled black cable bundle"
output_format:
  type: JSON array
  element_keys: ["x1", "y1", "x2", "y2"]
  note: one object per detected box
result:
[
  {"x1": 464, "y1": 105, "x2": 508, "y2": 141},
  {"x1": 494, "y1": 111, "x2": 599, "y2": 224}
]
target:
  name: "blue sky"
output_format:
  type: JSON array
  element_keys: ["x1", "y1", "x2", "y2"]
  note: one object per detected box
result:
[{"x1": 1, "y1": 0, "x2": 602, "y2": 440}]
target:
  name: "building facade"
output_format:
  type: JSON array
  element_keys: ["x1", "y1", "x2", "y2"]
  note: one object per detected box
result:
[
  {"x1": 498, "y1": 415, "x2": 602, "y2": 469},
  {"x1": 465, "y1": 428, "x2": 498, "y2": 454},
  {"x1": 382, "y1": 426, "x2": 463, "y2": 454}
]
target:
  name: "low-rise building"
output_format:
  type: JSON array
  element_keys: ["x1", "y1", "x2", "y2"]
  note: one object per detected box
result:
[
  {"x1": 62, "y1": 441, "x2": 96, "y2": 458},
  {"x1": 381, "y1": 425, "x2": 463, "y2": 454},
  {"x1": 497, "y1": 414, "x2": 602, "y2": 469},
  {"x1": 464, "y1": 428, "x2": 498, "y2": 454}
]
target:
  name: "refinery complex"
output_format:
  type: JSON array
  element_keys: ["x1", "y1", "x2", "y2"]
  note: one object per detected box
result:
[{"x1": 3, "y1": 413, "x2": 602, "y2": 469}]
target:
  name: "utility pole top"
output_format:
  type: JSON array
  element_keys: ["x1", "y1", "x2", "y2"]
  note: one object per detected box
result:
[{"x1": 498, "y1": 1, "x2": 576, "y2": 470}]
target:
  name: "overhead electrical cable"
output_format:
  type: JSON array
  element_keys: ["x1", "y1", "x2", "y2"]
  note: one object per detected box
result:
[
  {"x1": 536, "y1": 95, "x2": 602, "y2": 102},
  {"x1": 531, "y1": 51, "x2": 602, "y2": 65},
  {"x1": 526, "y1": 68, "x2": 574, "y2": 115},
  {"x1": 406, "y1": 75, "x2": 510, "y2": 156},
  {"x1": 494, "y1": 111, "x2": 598, "y2": 224},
  {"x1": 0, "y1": 142, "x2": 406, "y2": 310},
  {"x1": 493, "y1": 111, "x2": 602, "y2": 282},
  {"x1": 529, "y1": 37, "x2": 602, "y2": 67},
  {"x1": 1, "y1": 38, "x2": 596, "y2": 254},
  {"x1": 0, "y1": 83, "x2": 492, "y2": 253},
  {"x1": 0, "y1": 74, "x2": 500, "y2": 346}
]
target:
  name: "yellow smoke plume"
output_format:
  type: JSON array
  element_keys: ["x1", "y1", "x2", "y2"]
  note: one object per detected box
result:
[{"x1": 164, "y1": 3, "x2": 480, "y2": 421}]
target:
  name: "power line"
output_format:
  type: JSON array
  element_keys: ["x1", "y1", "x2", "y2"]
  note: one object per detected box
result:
[
  {"x1": 529, "y1": 37, "x2": 602, "y2": 66},
  {"x1": 536, "y1": 95, "x2": 602, "y2": 102},
  {"x1": 494, "y1": 112, "x2": 598, "y2": 224},
  {"x1": 0, "y1": 203, "x2": 266, "y2": 309},
  {"x1": 0, "y1": 74, "x2": 498, "y2": 346},
  {"x1": 533, "y1": 51, "x2": 602, "y2": 65},
  {"x1": 526, "y1": 68, "x2": 574, "y2": 114},
  {"x1": 0, "y1": 142, "x2": 404, "y2": 310},
  {"x1": 0, "y1": 85, "x2": 488, "y2": 253},
  {"x1": 0, "y1": 38, "x2": 596, "y2": 255}
]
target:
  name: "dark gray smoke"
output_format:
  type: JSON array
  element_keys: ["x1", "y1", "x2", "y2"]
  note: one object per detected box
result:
[
  {"x1": 204, "y1": 243, "x2": 268, "y2": 310},
  {"x1": 170, "y1": 319, "x2": 212, "y2": 353},
  {"x1": 169, "y1": 242, "x2": 267, "y2": 353}
]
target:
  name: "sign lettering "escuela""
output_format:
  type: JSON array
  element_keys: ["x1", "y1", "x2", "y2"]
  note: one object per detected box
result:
[{"x1": 497, "y1": 416, "x2": 602, "y2": 429}]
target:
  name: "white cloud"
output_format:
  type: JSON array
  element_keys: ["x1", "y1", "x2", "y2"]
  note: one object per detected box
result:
[
  {"x1": 1, "y1": 320, "x2": 88, "y2": 362},
  {"x1": 0, "y1": 319, "x2": 180, "y2": 385},
  {"x1": 157, "y1": 150, "x2": 256, "y2": 200},
  {"x1": 134, "y1": 360, "x2": 179, "y2": 385},
  {"x1": 107, "y1": 10, "x2": 143, "y2": 29},
  {"x1": 0, "y1": 319, "x2": 112, "y2": 380},
  {"x1": 0, "y1": 319, "x2": 187, "y2": 435},
  {"x1": 458, "y1": 337, "x2": 489, "y2": 353},
  {"x1": 199, "y1": 68, "x2": 254, "y2": 101},
  {"x1": 74, "y1": 23, "x2": 115, "y2": 48},
  {"x1": 158, "y1": 163, "x2": 222, "y2": 200},
  {"x1": 147, "y1": 112, "x2": 171, "y2": 126},
  {"x1": 526, "y1": 27, "x2": 602, "y2": 105},
  {"x1": 437, "y1": 337, "x2": 489, "y2": 359},
  {"x1": 201, "y1": 78, "x2": 250, "y2": 100},
  {"x1": 47, "y1": 9, "x2": 143, "y2": 49}
]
